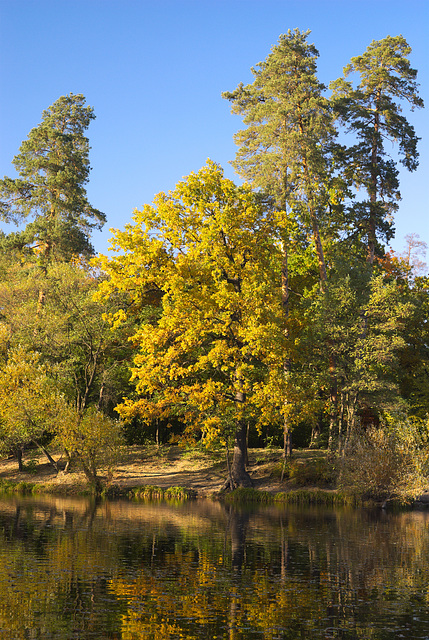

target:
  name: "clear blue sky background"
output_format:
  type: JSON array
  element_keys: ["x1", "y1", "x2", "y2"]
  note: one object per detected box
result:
[{"x1": 1, "y1": 0, "x2": 428, "y2": 258}]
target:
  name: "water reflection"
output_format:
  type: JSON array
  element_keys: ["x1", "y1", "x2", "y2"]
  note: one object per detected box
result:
[{"x1": 0, "y1": 495, "x2": 428, "y2": 639}]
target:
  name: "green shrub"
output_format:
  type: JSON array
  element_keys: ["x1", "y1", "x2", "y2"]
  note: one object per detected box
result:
[
  {"x1": 128, "y1": 485, "x2": 196, "y2": 501},
  {"x1": 0, "y1": 480, "x2": 36, "y2": 494},
  {"x1": 164, "y1": 486, "x2": 197, "y2": 500},
  {"x1": 273, "y1": 489, "x2": 356, "y2": 506},
  {"x1": 222, "y1": 487, "x2": 273, "y2": 503}
]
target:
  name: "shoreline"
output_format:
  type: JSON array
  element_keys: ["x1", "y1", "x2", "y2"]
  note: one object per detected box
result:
[
  {"x1": 1, "y1": 444, "x2": 427, "y2": 507},
  {"x1": 0, "y1": 445, "x2": 336, "y2": 500}
]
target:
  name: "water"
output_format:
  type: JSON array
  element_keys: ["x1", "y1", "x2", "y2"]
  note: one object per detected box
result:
[{"x1": 0, "y1": 496, "x2": 428, "y2": 639}]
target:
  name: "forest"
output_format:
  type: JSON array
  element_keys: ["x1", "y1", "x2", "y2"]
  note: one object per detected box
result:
[{"x1": 0, "y1": 30, "x2": 427, "y2": 500}]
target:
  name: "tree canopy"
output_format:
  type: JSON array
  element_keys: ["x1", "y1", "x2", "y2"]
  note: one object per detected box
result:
[{"x1": 97, "y1": 161, "x2": 287, "y2": 487}]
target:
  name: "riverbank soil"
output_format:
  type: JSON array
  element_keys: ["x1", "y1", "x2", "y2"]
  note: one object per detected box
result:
[{"x1": 0, "y1": 445, "x2": 307, "y2": 496}]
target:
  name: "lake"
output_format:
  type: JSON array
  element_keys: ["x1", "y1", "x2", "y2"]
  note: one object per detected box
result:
[{"x1": 0, "y1": 495, "x2": 428, "y2": 639}]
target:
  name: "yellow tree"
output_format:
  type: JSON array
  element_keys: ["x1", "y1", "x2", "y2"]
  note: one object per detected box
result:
[
  {"x1": 97, "y1": 161, "x2": 284, "y2": 488},
  {"x1": 0, "y1": 345, "x2": 63, "y2": 470},
  {"x1": 54, "y1": 406, "x2": 124, "y2": 492},
  {"x1": 0, "y1": 328, "x2": 124, "y2": 486}
]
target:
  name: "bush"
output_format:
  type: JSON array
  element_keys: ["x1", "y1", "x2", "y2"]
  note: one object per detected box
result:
[
  {"x1": 338, "y1": 416, "x2": 429, "y2": 504},
  {"x1": 286, "y1": 457, "x2": 337, "y2": 487},
  {"x1": 129, "y1": 485, "x2": 196, "y2": 501},
  {"x1": 273, "y1": 489, "x2": 356, "y2": 506},
  {"x1": 23, "y1": 459, "x2": 39, "y2": 474},
  {"x1": 55, "y1": 406, "x2": 124, "y2": 490}
]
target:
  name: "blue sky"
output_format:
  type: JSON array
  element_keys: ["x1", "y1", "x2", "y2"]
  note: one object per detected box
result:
[{"x1": 1, "y1": 0, "x2": 428, "y2": 258}]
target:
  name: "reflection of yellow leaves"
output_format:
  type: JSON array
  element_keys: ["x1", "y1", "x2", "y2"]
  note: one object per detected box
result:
[{"x1": 1, "y1": 500, "x2": 429, "y2": 637}]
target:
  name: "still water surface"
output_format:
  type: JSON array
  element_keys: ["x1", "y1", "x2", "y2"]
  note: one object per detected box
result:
[{"x1": 0, "y1": 495, "x2": 428, "y2": 639}]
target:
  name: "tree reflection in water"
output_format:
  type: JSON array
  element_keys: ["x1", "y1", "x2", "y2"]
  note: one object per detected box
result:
[{"x1": 0, "y1": 496, "x2": 428, "y2": 639}]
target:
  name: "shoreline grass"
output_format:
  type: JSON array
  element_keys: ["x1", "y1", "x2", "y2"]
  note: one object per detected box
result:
[
  {"x1": 0, "y1": 478, "x2": 93, "y2": 496},
  {"x1": 0, "y1": 478, "x2": 198, "y2": 501},
  {"x1": 1, "y1": 445, "x2": 426, "y2": 508},
  {"x1": 124, "y1": 485, "x2": 197, "y2": 501},
  {"x1": 220, "y1": 486, "x2": 360, "y2": 506},
  {"x1": 0, "y1": 478, "x2": 423, "y2": 509}
]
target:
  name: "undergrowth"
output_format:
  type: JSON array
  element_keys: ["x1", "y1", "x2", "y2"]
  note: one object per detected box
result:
[
  {"x1": 221, "y1": 486, "x2": 357, "y2": 506},
  {"x1": 0, "y1": 479, "x2": 93, "y2": 496},
  {"x1": 127, "y1": 485, "x2": 197, "y2": 501}
]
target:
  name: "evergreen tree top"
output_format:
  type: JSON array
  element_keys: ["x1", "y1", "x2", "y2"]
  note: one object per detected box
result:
[{"x1": 0, "y1": 93, "x2": 105, "y2": 262}]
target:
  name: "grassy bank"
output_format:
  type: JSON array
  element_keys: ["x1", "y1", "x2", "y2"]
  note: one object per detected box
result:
[
  {"x1": 0, "y1": 444, "x2": 425, "y2": 507},
  {"x1": 0, "y1": 478, "x2": 198, "y2": 501},
  {"x1": 221, "y1": 486, "x2": 360, "y2": 506},
  {"x1": 0, "y1": 478, "x2": 369, "y2": 508},
  {"x1": 0, "y1": 445, "x2": 336, "y2": 498}
]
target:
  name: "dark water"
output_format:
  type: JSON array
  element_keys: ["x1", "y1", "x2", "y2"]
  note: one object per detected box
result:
[{"x1": 0, "y1": 496, "x2": 428, "y2": 639}]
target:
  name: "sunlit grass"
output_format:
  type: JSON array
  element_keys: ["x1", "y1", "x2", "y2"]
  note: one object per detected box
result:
[
  {"x1": 128, "y1": 485, "x2": 197, "y2": 501},
  {"x1": 221, "y1": 486, "x2": 357, "y2": 506}
]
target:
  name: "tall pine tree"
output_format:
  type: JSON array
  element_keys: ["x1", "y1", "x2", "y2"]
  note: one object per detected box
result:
[
  {"x1": 0, "y1": 93, "x2": 105, "y2": 263},
  {"x1": 330, "y1": 36, "x2": 423, "y2": 264},
  {"x1": 222, "y1": 28, "x2": 337, "y2": 288},
  {"x1": 223, "y1": 29, "x2": 339, "y2": 453}
]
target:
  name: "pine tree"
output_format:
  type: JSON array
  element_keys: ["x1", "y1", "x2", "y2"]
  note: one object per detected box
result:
[
  {"x1": 330, "y1": 36, "x2": 424, "y2": 264},
  {"x1": 222, "y1": 28, "x2": 337, "y2": 288},
  {"x1": 0, "y1": 93, "x2": 105, "y2": 263},
  {"x1": 223, "y1": 29, "x2": 339, "y2": 453}
]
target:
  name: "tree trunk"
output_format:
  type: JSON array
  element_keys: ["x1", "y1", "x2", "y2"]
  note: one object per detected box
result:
[
  {"x1": 245, "y1": 422, "x2": 249, "y2": 467},
  {"x1": 155, "y1": 418, "x2": 160, "y2": 448},
  {"x1": 327, "y1": 370, "x2": 338, "y2": 451},
  {"x1": 281, "y1": 237, "x2": 292, "y2": 462},
  {"x1": 310, "y1": 418, "x2": 321, "y2": 449},
  {"x1": 368, "y1": 96, "x2": 380, "y2": 265},
  {"x1": 16, "y1": 448, "x2": 23, "y2": 472},
  {"x1": 32, "y1": 440, "x2": 59, "y2": 472},
  {"x1": 281, "y1": 420, "x2": 292, "y2": 482},
  {"x1": 37, "y1": 288, "x2": 46, "y2": 314},
  {"x1": 225, "y1": 443, "x2": 235, "y2": 492},
  {"x1": 344, "y1": 392, "x2": 358, "y2": 451},
  {"x1": 283, "y1": 422, "x2": 293, "y2": 458},
  {"x1": 337, "y1": 390, "x2": 345, "y2": 454},
  {"x1": 230, "y1": 420, "x2": 253, "y2": 487},
  {"x1": 63, "y1": 448, "x2": 73, "y2": 473},
  {"x1": 81, "y1": 461, "x2": 103, "y2": 494},
  {"x1": 225, "y1": 371, "x2": 253, "y2": 490},
  {"x1": 309, "y1": 208, "x2": 328, "y2": 289},
  {"x1": 97, "y1": 381, "x2": 105, "y2": 411},
  {"x1": 222, "y1": 420, "x2": 253, "y2": 491}
]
